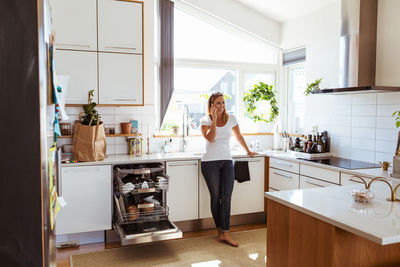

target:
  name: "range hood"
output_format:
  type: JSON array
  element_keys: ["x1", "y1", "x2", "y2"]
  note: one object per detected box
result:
[{"x1": 314, "y1": 0, "x2": 400, "y2": 94}]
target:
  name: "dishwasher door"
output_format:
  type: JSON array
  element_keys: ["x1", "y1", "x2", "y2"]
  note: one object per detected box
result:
[{"x1": 113, "y1": 163, "x2": 182, "y2": 246}]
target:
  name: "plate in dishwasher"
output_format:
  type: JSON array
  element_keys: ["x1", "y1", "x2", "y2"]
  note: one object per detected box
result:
[{"x1": 115, "y1": 220, "x2": 182, "y2": 245}]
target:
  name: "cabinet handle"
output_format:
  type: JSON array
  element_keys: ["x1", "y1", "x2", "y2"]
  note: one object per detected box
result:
[
  {"x1": 107, "y1": 98, "x2": 137, "y2": 102},
  {"x1": 65, "y1": 167, "x2": 101, "y2": 173},
  {"x1": 349, "y1": 178, "x2": 364, "y2": 184},
  {"x1": 243, "y1": 159, "x2": 261, "y2": 162},
  {"x1": 56, "y1": 43, "x2": 91, "y2": 48},
  {"x1": 168, "y1": 162, "x2": 198, "y2": 167},
  {"x1": 273, "y1": 172, "x2": 293, "y2": 179},
  {"x1": 105, "y1": 46, "x2": 137, "y2": 51},
  {"x1": 305, "y1": 181, "x2": 324, "y2": 187},
  {"x1": 274, "y1": 161, "x2": 293, "y2": 168}
]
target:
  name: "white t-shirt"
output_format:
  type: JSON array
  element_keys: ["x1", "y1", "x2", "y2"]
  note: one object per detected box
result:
[{"x1": 200, "y1": 114, "x2": 238, "y2": 162}]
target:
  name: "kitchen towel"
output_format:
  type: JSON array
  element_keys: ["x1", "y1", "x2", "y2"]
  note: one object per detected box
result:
[{"x1": 234, "y1": 161, "x2": 250, "y2": 183}]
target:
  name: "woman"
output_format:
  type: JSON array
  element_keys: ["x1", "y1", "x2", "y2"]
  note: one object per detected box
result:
[{"x1": 200, "y1": 92, "x2": 256, "y2": 247}]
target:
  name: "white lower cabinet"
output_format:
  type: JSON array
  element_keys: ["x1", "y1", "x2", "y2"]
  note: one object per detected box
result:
[
  {"x1": 166, "y1": 161, "x2": 199, "y2": 222},
  {"x1": 55, "y1": 165, "x2": 112, "y2": 235},
  {"x1": 269, "y1": 168, "x2": 299, "y2": 191},
  {"x1": 299, "y1": 175, "x2": 338, "y2": 189},
  {"x1": 199, "y1": 157, "x2": 265, "y2": 218},
  {"x1": 341, "y1": 172, "x2": 371, "y2": 185}
]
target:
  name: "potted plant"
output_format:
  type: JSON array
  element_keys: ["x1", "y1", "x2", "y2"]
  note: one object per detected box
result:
[
  {"x1": 243, "y1": 82, "x2": 279, "y2": 123},
  {"x1": 81, "y1": 90, "x2": 100, "y2": 125},
  {"x1": 305, "y1": 78, "x2": 323, "y2": 96}
]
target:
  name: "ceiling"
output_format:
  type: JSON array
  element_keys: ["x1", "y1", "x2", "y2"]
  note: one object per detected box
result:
[{"x1": 234, "y1": 0, "x2": 340, "y2": 23}]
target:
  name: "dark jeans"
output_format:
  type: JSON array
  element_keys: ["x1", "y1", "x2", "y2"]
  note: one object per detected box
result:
[{"x1": 201, "y1": 160, "x2": 234, "y2": 231}]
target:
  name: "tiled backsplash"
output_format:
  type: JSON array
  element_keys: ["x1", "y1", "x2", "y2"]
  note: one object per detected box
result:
[
  {"x1": 304, "y1": 92, "x2": 400, "y2": 163},
  {"x1": 57, "y1": 105, "x2": 274, "y2": 155}
]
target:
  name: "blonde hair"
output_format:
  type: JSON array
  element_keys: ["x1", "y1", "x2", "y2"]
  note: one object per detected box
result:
[{"x1": 207, "y1": 92, "x2": 228, "y2": 123}]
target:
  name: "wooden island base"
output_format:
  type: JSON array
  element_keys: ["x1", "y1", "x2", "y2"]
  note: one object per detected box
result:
[{"x1": 267, "y1": 199, "x2": 400, "y2": 267}]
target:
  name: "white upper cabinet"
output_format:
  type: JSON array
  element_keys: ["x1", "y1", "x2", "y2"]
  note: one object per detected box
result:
[
  {"x1": 98, "y1": 52, "x2": 143, "y2": 105},
  {"x1": 55, "y1": 50, "x2": 98, "y2": 104},
  {"x1": 98, "y1": 0, "x2": 143, "y2": 54},
  {"x1": 50, "y1": 0, "x2": 97, "y2": 51}
]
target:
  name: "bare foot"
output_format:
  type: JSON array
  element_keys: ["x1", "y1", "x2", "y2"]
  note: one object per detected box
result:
[
  {"x1": 217, "y1": 229, "x2": 223, "y2": 242},
  {"x1": 220, "y1": 232, "x2": 239, "y2": 247}
]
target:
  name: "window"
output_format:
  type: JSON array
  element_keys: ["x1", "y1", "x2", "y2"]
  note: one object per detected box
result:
[
  {"x1": 287, "y1": 64, "x2": 306, "y2": 133},
  {"x1": 160, "y1": 5, "x2": 280, "y2": 135}
]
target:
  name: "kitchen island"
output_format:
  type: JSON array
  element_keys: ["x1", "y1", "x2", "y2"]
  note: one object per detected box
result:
[{"x1": 265, "y1": 182, "x2": 400, "y2": 267}]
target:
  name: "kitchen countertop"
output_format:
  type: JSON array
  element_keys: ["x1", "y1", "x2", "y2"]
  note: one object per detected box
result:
[
  {"x1": 265, "y1": 183, "x2": 400, "y2": 245},
  {"x1": 62, "y1": 149, "x2": 396, "y2": 180}
]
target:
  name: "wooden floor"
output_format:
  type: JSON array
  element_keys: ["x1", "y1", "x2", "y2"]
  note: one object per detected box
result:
[{"x1": 56, "y1": 223, "x2": 266, "y2": 267}]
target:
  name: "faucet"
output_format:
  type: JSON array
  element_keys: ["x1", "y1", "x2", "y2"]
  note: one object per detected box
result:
[{"x1": 182, "y1": 104, "x2": 189, "y2": 152}]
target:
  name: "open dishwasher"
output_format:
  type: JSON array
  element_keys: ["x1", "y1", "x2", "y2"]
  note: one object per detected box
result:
[{"x1": 113, "y1": 162, "x2": 182, "y2": 245}]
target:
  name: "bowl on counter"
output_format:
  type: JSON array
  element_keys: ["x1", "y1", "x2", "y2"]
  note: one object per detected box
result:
[{"x1": 351, "y1": 189, "x2": 375, "y2": 203}]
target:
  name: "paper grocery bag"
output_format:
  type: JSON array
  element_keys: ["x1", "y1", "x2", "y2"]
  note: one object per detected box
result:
[{"x1": 73, "y1": 121, "x2": 107, "y2": 162}]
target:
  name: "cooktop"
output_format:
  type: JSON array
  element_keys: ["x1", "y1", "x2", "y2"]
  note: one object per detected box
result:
[{"x1": 297, "y1": 157, "x2": 380, "y2": 170}]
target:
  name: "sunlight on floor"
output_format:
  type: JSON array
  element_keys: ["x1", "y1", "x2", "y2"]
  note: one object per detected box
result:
[
  {"x1": 248, "y1": 253, "x2": 258, "y2": 260},
  {"x1": 191, "y1": 260, "x2": 222, "y2": 266}
]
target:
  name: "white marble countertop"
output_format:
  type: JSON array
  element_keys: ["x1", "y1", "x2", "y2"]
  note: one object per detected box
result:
[
  {"x1": 61, "y1": 149, "x2": 395, "y2": 180},
  {"x1": 265, "y1": 183, "x2": 400, "y2": 245}
]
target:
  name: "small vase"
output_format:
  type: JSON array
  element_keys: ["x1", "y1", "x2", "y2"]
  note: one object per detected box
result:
[
  {"x1": 392, "y1": 156, "x2": 400, "y2": 178},
  {"x1": 120, "y1": 122, "x2": 132, "y2": 134}
]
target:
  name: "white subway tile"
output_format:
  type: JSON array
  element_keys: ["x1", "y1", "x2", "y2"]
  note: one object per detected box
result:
[
  {"x1": 114, "y1": 137, "x2": 128, "y2": 145},
  {"x1": 330, "y1": 116, "x2": 351, "y2": 127},
  {"x1": 96, "y1": 106, "x2": 115, "y2": 115},
  {"x1": 351, "y1": 116, "x2": 376, "y2": 128},
  {"x1": 114, "y1": 106, "x2": 142, "y2": 116},
  {"x1": 331, "y1": 136, "x2": 351, "y2": 147},
  {"x1": 350, "y1": 149, "x2": 375, "y2": 163},
  {"x1": 376, "y1": 128, "x2": 399, "y2": 141},
  {"x1": 330, "y1": 126, "x2": 351, "y2": 137},
  {"x1": 330, "y1": 146, "x2": 350, "y2": 158},
  {"x1": 375, "y1": 140, "x2": 397, "y2": 154},
  {"x1": 65, "y1": 107, "x2": 83, "y2": 115},
  {"x1": 376, "y1": 117, "x2": 398, "y2": 129},
  {"x1": 351, "y1": 104, "x2": 376, "y2": 116},
  {"x1": 331, "y1": 104, "x2": 351, "y2": 116},
  {"x1": 115, "y1": 144, "x2": 129, "y2": 154},
  {"x1": 377, "y1": 92, "x2": 400, "y2": 104},
  {"x1": 351, "y1": 138, "x2": 375, "y2": 151},
  {"x1": 377, "y1": 105, "x2": 400, "y2": 116},
  {"x1": 351, "y1": 127, "x2": 375, "y2": 139},
  {"x1": 331, "y1": 95, "x2": 351, "y2": 105},
  {"x1": 140, "y1": 104, "x2": 156, "y2": 115},
  {"x1": 351, "y1": 93, "x2": 376, "y2": 105},
  {"x1": 101, "y1": 114, "x2": 115, "y2": 125},
  {"x1": 375, "y1": 152, "x2": 394, "y2": 163},
  {"x1": 106, "y1": 144, "x2": 116, "y2": 155}
]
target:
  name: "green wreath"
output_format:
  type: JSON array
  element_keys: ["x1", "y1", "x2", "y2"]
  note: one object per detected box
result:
[{"x1": 243, "y1": 82, "x2": 279, "y2": 123}]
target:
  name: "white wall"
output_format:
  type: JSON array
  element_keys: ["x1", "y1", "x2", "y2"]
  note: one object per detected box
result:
[
  {"x1": 281, "y1": 2, "x2": 341, "y2": 88},
  {"x1": 180, "y1": 0, "x2": 281, "y2": 46},
  {"x1": 282, "y1": 1, "x2": 400, "y2": 163},
  {"x1": 376, "y1": 0, "x2": 400, "y2": 86}
]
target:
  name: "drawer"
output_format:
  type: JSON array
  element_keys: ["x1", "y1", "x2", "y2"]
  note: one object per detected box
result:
[
  {"x1": 270, "y1": 158, "x2": 299, "y2": 173},
  {"x1": 341, "y1": 173, "x2": 371, "y2": 186},
  {"x1": 300, "y1": 164, "x2": 340, "y2": 184},
  {"x1": 269, "y1": 168, "x2": 299, "y2": 191},
  {"x1": 299, "y1": 175, "x2": 338, "y2": 189}
]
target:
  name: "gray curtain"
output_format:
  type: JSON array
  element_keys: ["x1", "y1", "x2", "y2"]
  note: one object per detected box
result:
[
  {"x1": 283, "y1": 48, "x2": 306, "y2": 66},
  {"x1": 159, "y1": 0, "x2": 174, "y2": 127}
]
